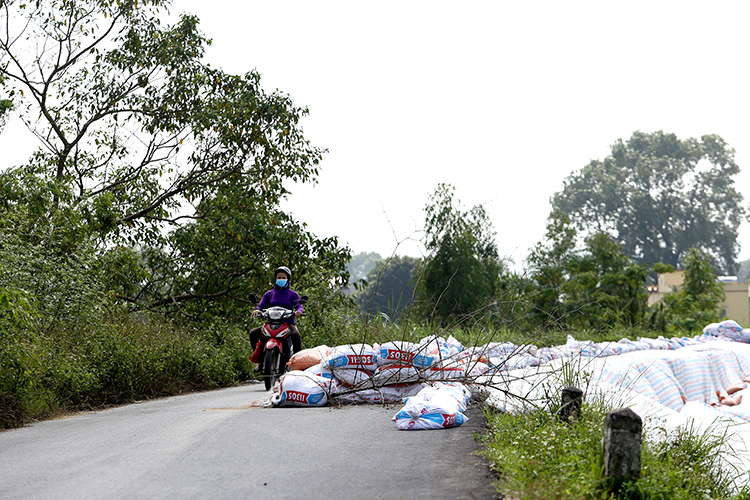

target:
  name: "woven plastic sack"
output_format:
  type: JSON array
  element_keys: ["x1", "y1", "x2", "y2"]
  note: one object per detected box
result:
[
  {"x1": 372, "y1": 363, "x2": 421, "y2": 385},
  {"x1": 288, "y1": 345, "x2": 331, "y2": 371},
  {"x1": 275, "y1": 371, "x2": 330, "y2": 407},
  {"x1": 322, "y1": 344, "x2": 378, "y2": 371},
  {"x1": 332, "y1": 367, "x2": 374, "y2": 389},
  {"x1": 333, "y1": 384, "x2": 424, "y2": 405},
  {"x1": 378, "y1": 341, "x2": 436, "y2": 369},
  {"x1": 392, "y1": 386, "x2": 468, "y2": 430}
]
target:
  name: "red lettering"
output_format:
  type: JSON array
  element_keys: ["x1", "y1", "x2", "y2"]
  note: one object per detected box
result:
[
  {"x1": 286, "y1": 390, "x2": 309, "y2": 403},
  {"x1": 386, "y1": 350, "x2": 416, "y2": 363},
  {"x1": 346, "y1": 355, "x2": 373, "y2": 365},
  {"x1": 442, "y1": 413, "x2": 456, "y2": 426}
]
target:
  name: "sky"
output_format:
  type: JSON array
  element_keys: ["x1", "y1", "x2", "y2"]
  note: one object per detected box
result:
[{"x1": 3, "y1": 1, "x2": 750, "y2": 271}]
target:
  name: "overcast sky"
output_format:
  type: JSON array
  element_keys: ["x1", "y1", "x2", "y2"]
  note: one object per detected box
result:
[{"x1": 4, "y1": 1, "x2": 750, "y2": 271}]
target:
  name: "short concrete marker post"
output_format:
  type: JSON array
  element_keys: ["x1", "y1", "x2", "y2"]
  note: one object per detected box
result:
[
  {"x1": 603, "y1": 407, "x2": 642, "y2": 489},
  {"x1": 559, "y1": 386, "x2": 583, "y2": 422}
]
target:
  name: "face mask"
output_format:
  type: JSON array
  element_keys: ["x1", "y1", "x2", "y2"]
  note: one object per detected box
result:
[{"x1": 276, "y1": 279, "x2": 288, "y2": 288}]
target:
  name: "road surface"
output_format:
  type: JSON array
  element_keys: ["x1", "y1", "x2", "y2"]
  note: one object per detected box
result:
[{"x1": 0, "y1": 382, "x2": 499, "y2": 499}]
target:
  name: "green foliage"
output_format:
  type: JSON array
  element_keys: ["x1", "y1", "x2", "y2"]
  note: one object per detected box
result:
[
  {"x1": 483, "y1": 404, "x2": 750, "y2": 500},
  {"x1": 649, "y1": 248, "x2": 725, "y2": 333},
  {"x1": 355, "y1": 255, "x2": 420, "y2": 322},
  {"x1": 0, "y1": 0, "x2": 353, "y2": 328},
  {"x1": 553, "y1": 131, "x2": 745, "y2": 275},
  {"x1": 526, "y1": 212, "x2": 651, "y2": 332},
  {"x1": 562, "y1": 232, "x2": 649, "y2": 330},
  {"x1": 0, "y1": 313, "x2": 254, "y2": 428},
  {"x1": 418, "y1": 183, "x2": 506, "y2": 325},
  {"x1": 526, "y1": 210, "x2": 577, "y2": 329}
]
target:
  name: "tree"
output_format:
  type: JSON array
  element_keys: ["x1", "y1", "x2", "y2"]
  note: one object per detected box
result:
[
  {"x1": 0, "y1": 0, "x2": 322, "y2": 246},
  {"x1": 0, "y1": 0, "x2": 351, "y2": 318},
  {"x1": 418, "y1": 184, "x2": 505, "y2": 324},
  {"x1": 345, "y1": 251, "x2": 383, "y2": 293},
  {"x1": 562, "y1": 232, "x2": 649, "y2": 330},
  {"x1": 552, "y1": 131, "x2": 746, "y2": 275},
  {"x1": 527, "y1": 210, "x2": 651, "y2": 331},
  {"x1": 355, "y1": 255, "x2": 419, "y2": 322},
  {"x1": 525, "y1": 210, "x2": 577, "y2": 329},
  {"x1": 649, "y1": 248, "x2": 725, "y2": 333}
]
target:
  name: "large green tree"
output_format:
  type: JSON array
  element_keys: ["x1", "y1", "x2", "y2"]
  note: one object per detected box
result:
[
  {"x1": 552, "y1": 131, "x2": 745, "y2": 275},
  {"x1": 0, "y1": 0, "x2": 349, "y2": 315},
  {"x1": 418, "y1": 183, "x2": 505, "y2": 324},
  {"x1": 526, "y1": 210, "x2": 651, "y2": 331},
  {"x1": 525, "y1": 210, "x2": 577, "y2": 329},
  {"x1": 1, "y1": 0, "x2": 321, "y2": 244}
]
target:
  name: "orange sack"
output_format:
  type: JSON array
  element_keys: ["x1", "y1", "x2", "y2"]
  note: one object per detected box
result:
[{"x1": 287, "y1": 345, "x2": 331, "y2": 371}]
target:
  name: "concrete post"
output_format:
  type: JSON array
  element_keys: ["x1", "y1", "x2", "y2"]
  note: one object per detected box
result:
[
  {"x1": 559, "y1": 386, "x2": 583, "y2": 422},
  {"x1": 603, "y1": 407, "x2": 642, "y2": 488}
]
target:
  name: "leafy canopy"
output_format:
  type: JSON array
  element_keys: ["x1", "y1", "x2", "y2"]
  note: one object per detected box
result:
[
  {"x1": 418, "y1": 183, "x2": 505, "y2": 325},
  {"x1": 0, "y1": 0, "x2": 351, "y2": 321},
  {"x1": 552, "y1": 131, "x2": 746, "y2": 275}
]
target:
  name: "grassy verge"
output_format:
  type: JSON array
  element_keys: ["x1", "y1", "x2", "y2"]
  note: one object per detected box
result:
[
  {"x1": 1, "y1": 313, "x2": 255, "y2": 428},
  {"x1": 482, "y1": 398, "x2": 750, "y2": 499}
]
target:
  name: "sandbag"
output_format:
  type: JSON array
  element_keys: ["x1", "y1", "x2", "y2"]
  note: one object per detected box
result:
[
  {"x1": 378, "y1": 341, "x2": 436, "y2": 369},
  {"x1": 372, "y1": 363, "x2": 421, "y2": 385},
  {"x1": 275, "y1": 371, "x2": 330, "y2": 407},
  {"x1": 332, "y1": 367, "x2": 374, "y2": 389},
  {"x1": 288, "y1": 345, "x2": 331, "y2": 371},
  {"x1": 426, "y1": 360, "x2": 489, "y2": 382},
  {"x1": 333, "y1": 384, "x2": 424, "y2": 405},
  {"x1": 392, "y1": 386, "x2": 468, "y2": 430},
  {"x1": 322, "y1": 344, "x2": 379, "y2": 371}
]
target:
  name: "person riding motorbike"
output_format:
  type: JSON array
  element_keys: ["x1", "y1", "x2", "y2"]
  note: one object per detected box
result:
[{"x1": 249, "y1": 266, "x2": 304, "y2": 371}]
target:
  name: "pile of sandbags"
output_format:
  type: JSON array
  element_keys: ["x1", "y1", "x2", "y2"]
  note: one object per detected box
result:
[{"x1": 273, "y1": 336, "x2": 488, "y2": 415}]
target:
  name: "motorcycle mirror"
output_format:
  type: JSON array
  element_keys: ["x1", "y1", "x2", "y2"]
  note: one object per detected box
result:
[
  {"x1": 299, "y1": 295, "x2": 309, "y2": 304},
  {"x1": 248, "y1": 293, "x2": 257, "y2": 304}
]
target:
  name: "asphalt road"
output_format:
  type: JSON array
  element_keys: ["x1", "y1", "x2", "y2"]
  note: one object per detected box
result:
[{"x1": 0, "y1": 382, "x2": 499, "y2": 500}]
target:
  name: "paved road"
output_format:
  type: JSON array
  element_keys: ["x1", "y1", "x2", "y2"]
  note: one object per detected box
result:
[{"x1": 0, "y1": 382, "x2": 499, "y2": 500}]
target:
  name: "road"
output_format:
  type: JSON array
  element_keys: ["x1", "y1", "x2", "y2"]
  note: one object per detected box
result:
[{"x1": 0, "y1": 382, "x2": 499, "y2": 500}]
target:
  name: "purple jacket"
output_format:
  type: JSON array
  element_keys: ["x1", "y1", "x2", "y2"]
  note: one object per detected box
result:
[{"x1": 256, "y1": 286, "x2": 304, "y2": 323}]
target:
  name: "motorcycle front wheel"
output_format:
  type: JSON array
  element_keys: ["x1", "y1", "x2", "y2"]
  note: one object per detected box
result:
[{"x1": 263, "y1": 347, "x2": 281, "y2": 391}]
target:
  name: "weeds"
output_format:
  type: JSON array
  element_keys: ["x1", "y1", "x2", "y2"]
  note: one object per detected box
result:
[{"x1": 482, "y1": 402, "x2": 750, "y2": 500}]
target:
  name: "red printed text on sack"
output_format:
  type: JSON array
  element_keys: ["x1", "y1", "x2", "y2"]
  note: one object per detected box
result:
[
  {"x1": 386, "y1": 350, "x2": 416, "y2": 363},
  {"x1": 346, "y1": 355, "x2": 374, "y2": 365},
  {"x1": 286, "y1": 390, "x2": 309, "y2": 404},
  {"x1": 442, "y1": 413, "x2": 456, "y2": 426}
]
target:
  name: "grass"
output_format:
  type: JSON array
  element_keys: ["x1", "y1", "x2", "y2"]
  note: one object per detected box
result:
[
  {"x1": 0, "y1": 312, "x2": 256, "y2": 428},
  {"x1": 481, "y1": 384, "x2": 750, "y2": 500}
]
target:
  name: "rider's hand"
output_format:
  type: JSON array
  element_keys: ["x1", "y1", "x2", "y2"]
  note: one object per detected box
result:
[
  {"x1": 295, "y1": 310, "x2": 302, "y2": 319},
  {"x1": 251, "y1": 309, "x2": 260, "y2": 318}
]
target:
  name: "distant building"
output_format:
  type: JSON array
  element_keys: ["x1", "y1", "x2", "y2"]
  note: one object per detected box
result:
[{"x1": 647, "y1": 270, "x2": 750, "y2": 325}]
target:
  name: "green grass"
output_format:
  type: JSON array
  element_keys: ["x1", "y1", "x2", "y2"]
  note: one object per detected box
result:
[
  {"x1": 0, "y1": 313, "x2": 256, "y2": 428},
  {"x1": 482, "y1": 403, "x2": 750, "y2": 500}
]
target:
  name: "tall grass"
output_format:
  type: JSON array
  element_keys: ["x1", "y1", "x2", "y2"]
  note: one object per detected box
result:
[
  {"x1": 1, "y1": 312, "x2": 255, "y2": 428},
  {"x1": 482, "y1": 402, "x2": 750, "y2": 500}
]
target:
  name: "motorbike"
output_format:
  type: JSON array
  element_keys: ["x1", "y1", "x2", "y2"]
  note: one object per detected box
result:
[{"x1": 249, "y1": 295, "x2": 307, "y2": 391}]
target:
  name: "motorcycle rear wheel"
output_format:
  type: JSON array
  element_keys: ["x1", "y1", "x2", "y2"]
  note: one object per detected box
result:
[{"x1": 263, "y1": 347, "x2": 281, "y2": 391}]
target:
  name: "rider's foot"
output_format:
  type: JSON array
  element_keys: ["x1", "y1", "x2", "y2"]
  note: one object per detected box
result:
[{"x1": 255, "y1": 364, "x2": 264, "y2": 374}]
